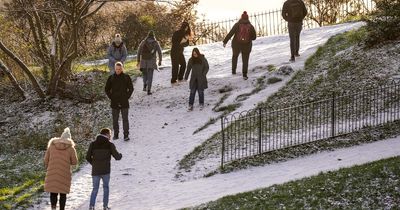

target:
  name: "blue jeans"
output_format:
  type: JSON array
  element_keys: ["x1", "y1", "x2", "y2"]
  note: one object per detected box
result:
[
  {"x1": 90, "y1": 174, "x2": 110, "y2": 208},
  {"x1": 189, "y1": 88, "x2": 204, "y2": 105}
]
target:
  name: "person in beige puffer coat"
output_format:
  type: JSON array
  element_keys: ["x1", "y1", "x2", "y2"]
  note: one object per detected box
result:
[{"x1": 44, "y1": 127, "x2": 78, "y2": 210}]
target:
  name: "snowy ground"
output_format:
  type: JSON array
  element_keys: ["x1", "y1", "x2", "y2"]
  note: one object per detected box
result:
[{"x1": 29, "y1": 22, "x2": 395, "y2": 210}]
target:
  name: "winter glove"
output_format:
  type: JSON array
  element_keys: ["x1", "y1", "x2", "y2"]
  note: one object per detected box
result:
[
  {"x1": 223, "y1": 42, "x2": 226, "y2": 48},
  {"x1": 158, "y1": 61, "x2": 162, "y2": 66}
]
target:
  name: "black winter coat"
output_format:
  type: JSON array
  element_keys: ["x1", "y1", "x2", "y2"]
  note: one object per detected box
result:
[
  {"x1": 282, "y1": 0, "x2": 308, "y2": 23},
  {"x1": 86, "y1": 135, "x2": 122, "y2": 176},
  {"x1": 105, "y1": 73, "x2": 134, "y2": 109},
  {"x1": 223, "y1": 19, "x2": 256, "y2": 49},
  {"x1": 184, "y1": 55, "x2": 209, "y2": 90},
  {"x1": 171, "y1": 29, "x2": 189, "y2": 54}
]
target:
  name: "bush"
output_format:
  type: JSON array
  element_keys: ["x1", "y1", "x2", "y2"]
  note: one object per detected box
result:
[{"x1": 366, "y1": 0, "x2": 400, "y2": 46}]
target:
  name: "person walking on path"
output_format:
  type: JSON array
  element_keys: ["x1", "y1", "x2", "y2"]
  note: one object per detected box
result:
[
  {"x1": 223, "y1": 11, "x2": 256, "y2": 80},
  {"x1": 44, "y1": 127, "x2": 78, "y2": 210},
  {"x1": 107, "y1": 33, "x2": 128, "y2": 74},
  {"x1": 171, "y1": 22, "x2": 191, "y2": 84},
  {"x1": 86, "y1": 128, "x2": 122, "y2": 210},
  {"x1": 105, "y1": 62, "x2": 134, "y2": 141},
  {"x1": 137, "y1": 30, "x2": 162, "y2": 95},
  {"x1": 282, "y1": 0, "x2": 308, "y2": 62},
  {"x1": 184, "y1": 48, "x2": 209, "y2": 111}
]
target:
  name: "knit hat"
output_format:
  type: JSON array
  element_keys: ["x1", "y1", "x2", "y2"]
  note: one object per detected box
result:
[
  {"x1": 241, "y1": 11, "x2": 249, "y2": 20},
  {"x1": 114, "y1": 33, "x2": 122, "y2": 45},
  {"x1": 60, "y1": 127, "x2": 71, "y2": 140},
  {"x1": 147, "y1": 30, "x2": 155, "y2": 38}
]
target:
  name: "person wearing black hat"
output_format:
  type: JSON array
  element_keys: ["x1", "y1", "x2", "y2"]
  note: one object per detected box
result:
[
  {"x1": 282, "y1": 0, "x2": 308, "y2": 62},
  {"x1": 223, "y1": 11, "x2": 256, "y2": 80},
  {"x1": 137, "y1": 30, "x2": 162, "y2": 95},
  {"x1": 171, "y1": 22, "x2": 191, "y2": 84}
]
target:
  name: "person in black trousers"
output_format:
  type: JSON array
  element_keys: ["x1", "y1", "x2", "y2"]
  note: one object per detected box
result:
[
  {"x1": 105, "y1": 62, "x2": 134, "y2": 141},
  {"x1": 223, "y1": 11, "x2": 256, "y2": 80},
  {"x1": 282, "y1": 0, "x2": 308, "y2": 62},
  {"x1": 171, "y1": 22, "x2": 191, "y2": 84}
]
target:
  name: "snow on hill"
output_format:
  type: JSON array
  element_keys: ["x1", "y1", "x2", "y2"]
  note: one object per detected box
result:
[{"x1": 31, "y1": 22, "x2": 381, "y2": 210}]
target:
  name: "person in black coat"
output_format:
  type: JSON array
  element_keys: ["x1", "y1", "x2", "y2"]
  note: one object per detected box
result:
[
  {"x1": 184, "y1": 48, "x2": 209, "y2": 111},
  {"x1": 282, "y1": 0, "x2": 308, "y2": 62},
  {"x1": 223, "y1": 11, "x2": 256, "y2": 80},
  {"x1": 86, "y1": 128, "x2": 122, "y2": 210},
  {"x1": 105, "y1": 62, "x2": 134, "y2": 141},
  {"x1": 171, "y1": 21, "x2": 191, "y2": 84}
]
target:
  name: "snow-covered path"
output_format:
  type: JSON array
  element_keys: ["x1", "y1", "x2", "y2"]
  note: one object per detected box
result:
[{"x1": 29, "y1": 22, "x2": 395, "y2": 210}]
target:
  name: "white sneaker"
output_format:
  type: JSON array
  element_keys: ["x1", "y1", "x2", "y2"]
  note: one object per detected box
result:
[
  {"x1": 199, "y1": 104, "x2": 204, "y2": 110},
  {"x1": 188, "y1": 105, "x2": 193, "y2": 111}
]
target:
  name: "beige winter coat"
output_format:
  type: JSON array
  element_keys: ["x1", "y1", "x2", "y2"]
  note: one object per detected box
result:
[{"x1": 44, "y1": 137, "x2": 78, "y2": 194}]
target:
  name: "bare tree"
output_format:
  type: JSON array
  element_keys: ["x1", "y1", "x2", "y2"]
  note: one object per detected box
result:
[
  {"x1": 5, "y1": 0, "x2": 107, "y2": 96},
  {"x1": 0, "y1": 59, "x2": 26, "y2": 100}
]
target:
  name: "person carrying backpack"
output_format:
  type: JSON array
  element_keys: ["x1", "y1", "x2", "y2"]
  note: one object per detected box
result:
[
  {"x1": 282, "y1": 0, "x2": 308, "y2": 62},
  {"x1": 137, "y1": 31, "x2": 162, "y2": 95},
  {"x1": 86, "y1": 128, "x2": 122, "y2": 210},
  {"x1": 107, "y1": 33, "x2": 128, "y2": 75},
  {"x1": 223, "y1": 11, "x2": 256, "y2": 80}
]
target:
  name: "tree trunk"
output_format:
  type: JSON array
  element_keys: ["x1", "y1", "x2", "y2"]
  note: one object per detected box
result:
[
  {"x1": 0, "y1": 60, "x2": 27, "y2": 100},
  {"x1": 0, "y1": 40, "x2": 45, "y2": 98}
]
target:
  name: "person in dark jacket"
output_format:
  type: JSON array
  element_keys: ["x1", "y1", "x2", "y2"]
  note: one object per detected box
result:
[
  {"x1": 105, "y1": 62, "x2": 134, "y2": 141},
  {"x1": 282, "y1": 0, "x2": 308, "y2": 62},
  {"x1": 184, "y1": 48, "x2": 209, "y2": 111},
  {"x1": 86, "y1": 128, "x2": 122, "y2": 210},
  {"x1": 171, "y1": 22, "x2": 191, "y2": 84},
  {"x1": 223, "y1": 11, "x2": 256, "y2": 80},
  {"x1": 107, "y1": 33, "x2": 128, "y2": 74},
  {"x1": 137, "y1": 31, "x2": 162, "y2": 95}
]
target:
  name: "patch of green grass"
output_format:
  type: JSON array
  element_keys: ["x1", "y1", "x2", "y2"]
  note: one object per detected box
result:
[
  {"x1": 72, "y1": 59, "x2": 141, "y2": 77},
  {"x1": 267, "y1": 64, "x2": 276, "y2": 72},
  {"x1": 188, "y1": 156, "x2": 400, "y2": 209},
  {"x1": 266, "y1": 77, "x2": 282, "y2": 84}
]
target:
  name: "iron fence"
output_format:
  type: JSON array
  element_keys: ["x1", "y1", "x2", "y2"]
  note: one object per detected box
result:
[
  {"x1": 221, "y1": 82, "x2": 400, "y2": 168},
  {"x1": 194, "y1": 0, "x2": 375, "y2": 45}
]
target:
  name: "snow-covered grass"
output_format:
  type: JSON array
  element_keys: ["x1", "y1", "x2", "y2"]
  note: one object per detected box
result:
[
  {"x1": 213, "y1": 120, "x2": 400, "y2": 175},
  {"x1": 179, "y1": 25, "x2": 400, "y2": 176},
  {"x1": 28, "y1": 22, "x2": 384, "y2": 210},
  {"x1": 188, "y1": 156, "x2": 400, "y2": 210}
]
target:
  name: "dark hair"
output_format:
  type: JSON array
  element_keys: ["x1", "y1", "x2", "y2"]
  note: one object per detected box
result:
[
  {"x1": 191, "y1": 48, "x2": 201, "y2": 58},
  {"x1": 100, "y1": 128, "x2": 111, "y2": 136},
  {"x1": 180, "y1": 21, "x2": 191, "y2": 36}
]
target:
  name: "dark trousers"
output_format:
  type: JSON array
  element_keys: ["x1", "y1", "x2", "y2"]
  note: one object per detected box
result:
[
  {"x1": 171, "y1": 51, "x2": 186, "y2": 83},
  {"x1": 288, "y1": 22, "x2": 303, "y2": 57},
  {"x1": 50, "y1": 193, "x2": 66, "y2": 210},
  {"x1": 189, "y1": 88, "x2": 204, "y2": 105},
  {"x1": 232, "y1": 45, "x2": 251, "y2": 76},
  {"x1": 142, "y1": 68, "x2": 154, "y2": 92},
  {"x1": 112, "y1": 108, "x2": 129, "y2": 137}
]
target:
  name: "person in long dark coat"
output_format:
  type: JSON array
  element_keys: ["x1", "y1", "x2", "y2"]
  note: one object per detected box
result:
[
  {"x1": 223, "y1": 11, "x2": 256, "y2": 80},
  {"x1": 171, "y1": 22, "x2": 191, "y2": 84},
  {"x1": 184, "y1": 48, "x2": 209, "y2": 111}
]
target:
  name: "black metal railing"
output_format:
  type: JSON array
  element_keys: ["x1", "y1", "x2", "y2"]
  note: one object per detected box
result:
[
  {"x1": 194, "y1": 0, "x2": 375, "y2": 45},
  {"x1": 221, "y1": 83, "x2": 400, "y2": 168}
]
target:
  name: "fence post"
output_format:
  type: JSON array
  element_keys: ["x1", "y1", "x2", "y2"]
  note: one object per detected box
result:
[
  {"x1": 221, "y1": 116, "x2": 225, "y2": 170},
  {"x1": 258, "y1": 108, "x2": 262, "y2": 154},
  {"x1": 331, "y1": 92, "x2": 336, "y2": 137}
]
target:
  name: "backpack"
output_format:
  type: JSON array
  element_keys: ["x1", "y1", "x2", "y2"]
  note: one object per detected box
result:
[
  {"x1": 289, "y1": 0, "x2": 304, "y2": 19},
  {"x1": 141, "y1": 41, "x2": 156, "y2": 60},
  {"x1": 236, "y1": 23, "x2": 252, "y2": 44}
]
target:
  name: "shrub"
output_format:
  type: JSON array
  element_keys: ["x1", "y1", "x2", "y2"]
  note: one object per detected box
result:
[{"x1": 366, "y1": 0, "x2": 400, "y2": 46}]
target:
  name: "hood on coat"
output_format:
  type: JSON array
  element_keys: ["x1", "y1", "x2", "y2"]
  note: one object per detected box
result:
[
  {"x1": 95, "y1": 134, "x2": 110, "y2": 145},
  {"x1": 47, "y1": 137, "x2": 75, "y2": 150}
]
